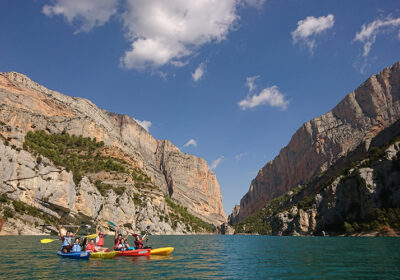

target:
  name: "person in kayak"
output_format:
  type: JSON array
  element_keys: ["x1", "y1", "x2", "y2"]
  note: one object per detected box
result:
[
  {"x1": 71, "y1": 238, "x2": 82, "y2": 252},
  {"x1": 85, "y1": 239, "x2": 96, "y2": 252},
  {"x1": 132, "y1": 232, "x2": 149, "y2": 249},
  {"x1": 59, "y1": 225, "x2": 80, "y2": 253},
  {"x1": 114, "y1": 225, "x2": 129, "y2": 250},
  {"x1": 116, "y1": 238, "x2": 130, "y2": 251},
  {"x1": 95, "y1": 225, "x2": 108, "y2": 252}
]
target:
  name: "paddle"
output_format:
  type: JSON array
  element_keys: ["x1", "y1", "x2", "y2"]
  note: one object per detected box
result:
[
  {"x1": 109, "y1": 221, "x2": 116, "y2": 228},
  {"x1": 40, "y1": 231, "x2": 97, "y2": 243}
]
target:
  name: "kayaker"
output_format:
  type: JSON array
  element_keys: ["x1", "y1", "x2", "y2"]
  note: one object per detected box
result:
[
  {"x1": 95, "y1": 225, "x2": 108, "y2": 252},
  {"x1": 59, "y1": 225, "x2": 80, "y2": 253},
  {"x1": 132, "y1": 233, "x2": 148, "y2": 249},
  {"x1": 71, "y1": 238, "x2": 82, "y2": 252},
  {"x1": 86, "y1": 239, "x2": 96, "y2": 252},
  {"x1": 117, "y1": 238, "x2": 130, "y2": 251},
  {"x1": 114, "y1": 225, "x2": 129, "y2": 250}
]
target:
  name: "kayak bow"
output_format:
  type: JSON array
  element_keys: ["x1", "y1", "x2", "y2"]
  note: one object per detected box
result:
[{"x1": 150, "y1": 247, "x2": 174, "y2": 256}]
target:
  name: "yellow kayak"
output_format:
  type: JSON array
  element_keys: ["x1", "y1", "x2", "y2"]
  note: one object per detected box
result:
[
  {"x1": 90, "y1": 251, "x2": 119, "y2": 259},
  {"x1": 150, "y1": 247, "x2": 174, "y2": 256}
]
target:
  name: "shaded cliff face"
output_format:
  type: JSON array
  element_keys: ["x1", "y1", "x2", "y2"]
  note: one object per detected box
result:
[
  {"x1": 234, "y1": 119, "x2": 400, "y2": 236},
  {"x1": 233, "y1": 61, "x2": 400, "y2": 223},
  {"x1": 0, "y1": 71, "x2": 226, "y2": 227}
]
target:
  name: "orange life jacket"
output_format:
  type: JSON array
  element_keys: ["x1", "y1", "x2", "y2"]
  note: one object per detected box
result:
[
  {"x1": 96, "y1": 236, "x2": 104, "y2": 247},
  {"x1": 86, "y1": 243, "x2": 96, "y2": 252}
]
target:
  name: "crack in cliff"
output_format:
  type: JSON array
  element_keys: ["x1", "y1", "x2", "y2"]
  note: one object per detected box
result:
[{"x1": 156, "y1": 141, "x2": 174, "y2": 197}]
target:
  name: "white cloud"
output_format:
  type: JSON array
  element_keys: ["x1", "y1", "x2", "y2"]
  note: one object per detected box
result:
[
  {"x1": 353, "y1": 15, "x2": 400, "y2": 57},
  {"x1": 120, "y1": 0, "x2": 239, "y2": 70},
  {"x1": 42, "y1": 0, "x2": 265, "y2": 71},
  {"x1": 183, "y1": 139, "x2": 197, "y2": 148},
  {"x1": 238, "y1": 85, "x2": 289, "y2": 110},
  {"x1": 42, "y1": 0, "x2": 119, "y2": 33},
  {"x1": 235, "y1": 153, "x2": 247, "y2": 161},
  {"x1": 245, "y1": 75, "x2": 259, "y2": 92},
  {"x1": 291, "y1": 14, "x2": 335, "y2": 53},
  {"x1": 210, "y1": 156, "x2": 224, "y2": 170},
  {"x1": 192, "y1": 62, "x2": 206, "y2": 82},
  {"x1": 133, "y1": 118, "x2": 152, "y2": 132}
]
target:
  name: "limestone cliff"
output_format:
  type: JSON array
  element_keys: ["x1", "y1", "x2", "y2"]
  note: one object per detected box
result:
[
  {"x1": 234, "y1": 120, "x2": 400, "y2": 236},
  {"x1": 232, "y1": 61, "x2": 400, "y2": 223},
  {"x1": 0, "y1": 71, "x2": 226, "y2": 235}
]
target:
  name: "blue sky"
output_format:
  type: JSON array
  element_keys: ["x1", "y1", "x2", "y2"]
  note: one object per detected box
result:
[{"x1": 1, "y1": 0, "x2": 400, "y2": 215}]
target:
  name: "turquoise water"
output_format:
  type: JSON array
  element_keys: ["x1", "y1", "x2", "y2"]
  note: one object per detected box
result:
[{"x1": 0, "y1": 235, "x2": 399, "y2": 279}]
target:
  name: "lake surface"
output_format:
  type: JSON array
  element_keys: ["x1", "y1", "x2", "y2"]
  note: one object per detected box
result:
[{"x1": 0, "y1": 235, "x2": 399, "y2": 279}]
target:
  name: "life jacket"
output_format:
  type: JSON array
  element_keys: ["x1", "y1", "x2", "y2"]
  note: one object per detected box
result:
[
  {"x1": 72, "y1": 244, "x2": 81, "y2": 252},
  {"x1": 117, "y1": 243, "x2": 127, "y2": 251},
  {"x1": 114, "y1": 239, "x2": 121, "y2": 250},
  {"x1": 62, "y1": 236, "x2": 72, "y2": 247},
  {"x1": 96, "y1": 236, "x2": 104, "y2": 247},
  {"x1": 135, "y1": 239, "x2": 143, "y2": 249},
  {"x1": 86, "y1": 243, "x2": 96, "y2": 252}
]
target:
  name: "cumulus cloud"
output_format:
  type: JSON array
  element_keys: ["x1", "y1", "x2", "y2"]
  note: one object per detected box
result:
[
  {"x1": 183, "y1": 139, "x2": 197, "y2": 148},
  {"x1": 238, "y1": 85, "x2": 289, "y2": 110},
  {"x1": 120, "y1": 0, "x2": 239, "y2": 70},
  {"x1": 210, "y1": 156, "x2": 224, "y2": 170},
  {"x1": 353, "y1": 15, "x2": 400, "y2": 57},
  {"x1": 42, "y1": 0, "x2": 119, "y2": 33},
  {"x1": 192, "y1": 62, "x2": 206, "y2": 82},
  {"x1": 133, "y1": 118, "x2": 152, "y2": 132},
  {"x1": 291, "y1": 14, "x2": 335, "y2": 53},
  {"x1": 245, "y1": 75, "x2": 259, "y2": 92},
  {"x1": 42, "y1": 0, "x2": 266, "y2": 71}
]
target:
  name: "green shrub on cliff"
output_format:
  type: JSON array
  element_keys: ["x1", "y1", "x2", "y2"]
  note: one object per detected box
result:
[
  {"x1": 24, "y1": 130, "x2": 127, "y2": 185},
  {"x1": 94, "y1": 180, "x2": 125, "y2": 196}
]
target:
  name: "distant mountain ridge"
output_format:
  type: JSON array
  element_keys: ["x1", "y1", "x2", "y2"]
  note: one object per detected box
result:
[{"x1": 230, "y1": 60, "x2": 400, "y2": 224}]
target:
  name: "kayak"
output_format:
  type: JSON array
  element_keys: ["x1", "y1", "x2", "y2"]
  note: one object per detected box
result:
[
  {"x1": 57, "y1": 251, "x2": 90, "y2": 259},
  {"x1": 117, "y1": 249, "x2": 151, "y2": 257},
  {"x1": 150, "y1": 247, "x2": 174, "y2": 256},
  {"x1": 90, "y1": 251, "x2": 119, "y2": 259}
]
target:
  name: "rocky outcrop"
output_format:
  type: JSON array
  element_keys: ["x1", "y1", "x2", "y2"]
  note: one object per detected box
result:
[
  {"x1": 233, "y1": 61, "x2": 400, "y2": 223},
  {"x1": 234, "y1": 121, "x2": 400, "y2": 236},
  {"x1": 0, "y1": 71, "x2": 226, "y2": 234},
  {"x1": 228, "y1": 205, "x2": 240, "y2": 225}
]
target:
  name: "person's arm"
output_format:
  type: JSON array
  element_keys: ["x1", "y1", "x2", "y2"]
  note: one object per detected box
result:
[
  {"x1": 124, "y1": 232, "x2": 130, "y2": 241},
  {"x1": 114, "y1": 226, "x2": 119, "y2": 241},
  {"x1": 72, "y1": 226, "x2": 80, "y2": 237},
  {"x1": 58, "y1": 225, "x2": 64, "y2": 239},
  {"x1": 142, "y1": 233, "x2": 148, "y2": 241}
]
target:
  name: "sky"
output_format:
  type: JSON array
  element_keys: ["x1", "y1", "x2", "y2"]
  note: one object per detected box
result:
[{"x1": 1, "y1": 0, "x2": 400, "y2": 216}]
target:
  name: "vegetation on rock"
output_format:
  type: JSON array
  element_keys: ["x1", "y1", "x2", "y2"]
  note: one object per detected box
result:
[
  {"x1": 165, "y1": 196, "x2": 216, "y2": 232},
  {"x1": 24, "y1": 130, "x2": 126, "y2": 185}
]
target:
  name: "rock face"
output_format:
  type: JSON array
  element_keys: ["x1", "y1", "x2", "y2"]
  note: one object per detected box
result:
[
  {"x1": 233, "y1": 61, "x2": 400, "y2": 223},
  {"x1": 233, "y1": 120, "x2": 400, "y2": 236},
  {"x1": 0, "y1": 71, "x2": 226, "y2": 234}
]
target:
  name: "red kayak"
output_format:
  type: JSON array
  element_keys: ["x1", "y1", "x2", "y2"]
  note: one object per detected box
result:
[{"x1": 117, "y1": 249, "x2": 151, "y2": 257}]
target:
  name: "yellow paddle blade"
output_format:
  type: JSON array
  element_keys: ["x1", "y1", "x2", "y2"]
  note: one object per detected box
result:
[
  {"x1": 40, "y1": 239, "x2": 56, "y2": 244},
  {"x1": 86, "y1": 233, "x2": 97, "y2": 239}
]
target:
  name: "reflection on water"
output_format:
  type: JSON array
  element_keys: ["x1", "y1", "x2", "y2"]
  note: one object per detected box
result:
[{"x1": 0, "y1": 235, "x2": 399, "y2": 279}]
